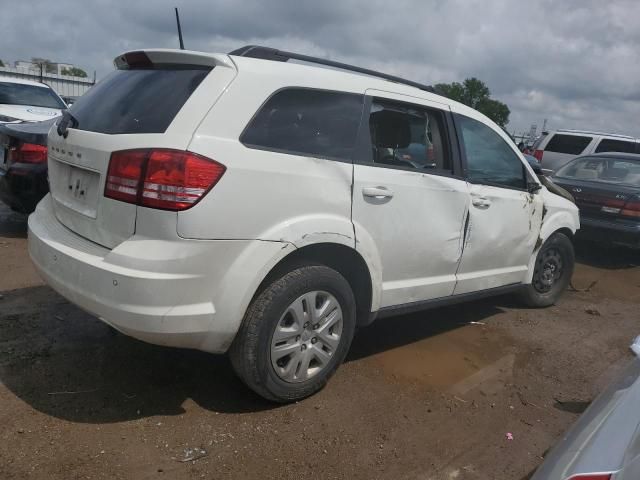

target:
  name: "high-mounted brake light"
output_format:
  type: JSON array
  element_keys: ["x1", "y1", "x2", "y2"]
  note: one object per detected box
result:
[
  {"x1": 121, "y1": 51, "x2": 153, "y2": 68},
  {"x1": 104, "y1": 149, "x2": 225, "y2": 211},
  {"x1": 533, "y1": 149, "x2": 544, "y2": 162},
  {"x1": 8, "y1": 142, "x2": 48, "y2": 164}
]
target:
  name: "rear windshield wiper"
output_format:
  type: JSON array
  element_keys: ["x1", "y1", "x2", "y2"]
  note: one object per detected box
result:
[{"x1": 56, "y1": 109, "x2": 79, "y2": 138}]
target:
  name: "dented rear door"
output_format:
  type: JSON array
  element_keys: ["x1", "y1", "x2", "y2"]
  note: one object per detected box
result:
[{"x1": 352, "y1": 91, "x2": 469, "y2": 308}]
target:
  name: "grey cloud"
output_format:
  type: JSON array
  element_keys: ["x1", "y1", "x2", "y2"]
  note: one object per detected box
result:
[{"x1": 2, "y1": 0, "x2": 639, "y2": 136}]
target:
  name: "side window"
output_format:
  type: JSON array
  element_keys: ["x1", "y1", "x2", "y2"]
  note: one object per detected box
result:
[
  {"x1": 595, "y1": 138, "x2": 636, "y2": 154},
  {"x1": 367, "y1": 100, "x2": 451, "y2": 172},
  {"x1": 458, "y1": 115, "x2": 526, "y2": 189},
  {"x1": 545, "y1": 134, "x2": 592, "y2": 155},
  {"x1": 240, "y1": 88, "x2": 363, "y2": 161}
]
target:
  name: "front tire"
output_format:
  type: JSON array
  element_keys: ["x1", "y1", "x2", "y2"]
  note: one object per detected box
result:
[
  {"x1": 229, "y1": 265, "x2": 356, "y2": 402},
  {"x1": 519, "y1": 232, "x2": 575, "y2": 308}
]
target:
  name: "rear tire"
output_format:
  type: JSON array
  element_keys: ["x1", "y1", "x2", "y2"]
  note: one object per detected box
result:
[
  {"x1": 229, "y1": 265, "x2": 356, "y2": 403},
  {"x1": 519, "y1": 232, "x2": 574, "y2": 308}
]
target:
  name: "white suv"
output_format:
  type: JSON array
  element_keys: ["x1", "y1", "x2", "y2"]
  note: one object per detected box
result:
[
  {"x1": 533, "y1": 129, "x2": 639, "y2": 174},
  {"x1": 28, "y1": 47, "x2": 579, "y2": 401}
]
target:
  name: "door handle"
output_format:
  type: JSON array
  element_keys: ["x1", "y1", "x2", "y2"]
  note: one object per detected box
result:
[
  {"x1": 471, "y1": 196, "x2": 491, "y2": 208},
  {"x1": 362, "y1": 186, "x2": 394, "y2": 199}
]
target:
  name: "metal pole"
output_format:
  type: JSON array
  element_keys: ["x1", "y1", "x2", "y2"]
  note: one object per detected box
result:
[{"x1": 175, "y1": 8, "x2": 185, "y2": 50}]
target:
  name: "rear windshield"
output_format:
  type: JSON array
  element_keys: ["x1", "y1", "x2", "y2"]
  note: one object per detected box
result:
[
  {"x1": 0, "y1": 82, "x2": 66, "y2": 109},
  {"x1": 555, "y1": 156, "x2": 640, "y2": 187},
  {"x1": 545, "y1": 134, "x2": 592, "y2": 155},
  {"x1": 68, "y1": 67, "x2": 210, "y2": 134}
]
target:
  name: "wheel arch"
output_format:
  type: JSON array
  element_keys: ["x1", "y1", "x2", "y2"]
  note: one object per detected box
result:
[
  {"x1": 254, "y1": 242, "x2": 376, "y2": 327},
  {"x1": 525, "y1": 210, "x2": 578, "y2": 284}
]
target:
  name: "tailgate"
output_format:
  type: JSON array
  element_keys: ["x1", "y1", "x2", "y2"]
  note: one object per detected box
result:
[{"x1": 47, "y1": 49, "x2": 237, "y2": 248}]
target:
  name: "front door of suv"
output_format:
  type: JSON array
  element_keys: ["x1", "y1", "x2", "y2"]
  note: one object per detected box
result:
[
  {"x1": 453, "y1": 114, "x2": 543, "y2": 295},
  {"x1": 352, "y1": 92, "x2": 469, "y2": 308}
]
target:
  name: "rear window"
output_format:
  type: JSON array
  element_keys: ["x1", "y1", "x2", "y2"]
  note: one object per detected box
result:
[
  {"x1": 241, "y1": 88, "x2": 364, "y2": 161},
  {"x1": 0, "y1": 82, "x2": 66, "y2": 109},
  {"x1": 594, "y1": 138, "x2": 636, "y2": 154},
  {"x1": 556, "y1": 156, "x2": 640, "y2": 187},
  {"x1": 68, "y1": 67, "x2": 210, "y2": 134},
  {"x1": 545, "y1": 134, "x2": 592, "y2": 155}
]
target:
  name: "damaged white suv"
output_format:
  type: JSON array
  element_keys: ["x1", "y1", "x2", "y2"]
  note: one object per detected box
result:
[{"x1": 28, "y1": 46, "x2": 579, "y2": 402}]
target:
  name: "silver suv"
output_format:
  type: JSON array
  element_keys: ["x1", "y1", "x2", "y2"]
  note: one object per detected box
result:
[{"x1": 533, "y1": 129, "x2": 640, "y2": 173}]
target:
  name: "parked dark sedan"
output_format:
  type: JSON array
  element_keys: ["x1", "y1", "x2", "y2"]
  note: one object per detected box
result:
[
  {"x1": 552, "y1": 153, "x2": 640, "y2": 248},
  {"x1": 0, "y1": 117, "x2": 55, "y2": 213}
]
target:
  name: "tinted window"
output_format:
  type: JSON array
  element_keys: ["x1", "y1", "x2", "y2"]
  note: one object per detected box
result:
[
  {"x1": 458, "y1": 115, "x2": 525, "y2": 189},
  {"x1": 556, "y1": 156, "x2": 640, "y2": 187},
  {"x1": 0, "y1": 82, "x2": 66, "y2": 109},
  {"x1": 545, "y1": 134, "x2": 592, "y2": 155},
  {"x1": 367, "y1": 100, "x2": 451, "y2": 171},
  {"x1": 68, "y1": 67, "x2": 210, "y2": 134},
  {"x1": 594, "y1": 138, "x2": 636, "y2": 154},
  {"x1": 241, "y1": 89, "x2": 363, "y2": 161}
]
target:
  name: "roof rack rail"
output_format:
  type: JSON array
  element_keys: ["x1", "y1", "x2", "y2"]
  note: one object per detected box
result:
[{"x1": 229, "y1": 45, "x2": 435, "y2": 94}]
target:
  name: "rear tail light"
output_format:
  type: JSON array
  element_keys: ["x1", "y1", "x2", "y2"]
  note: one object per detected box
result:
[
  {"x1": 533, "y1": 149, "x2": 544, "y2": 162},
  {"x1": 566, "y1": 474, "x2": 612, "y2": 480},
  {"x1": 104, "y1": 149, "x2": 225, "y2": 211},
  {"x1": 8, "y1": 142, "x2": 48, "y2": 164},
  {"x1": 621, "y1": 197, "x2": 640, "y2": 218}
]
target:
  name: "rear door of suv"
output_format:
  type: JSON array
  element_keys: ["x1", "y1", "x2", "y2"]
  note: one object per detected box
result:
[
  {"x1": 46, "y1": 50, "x2": 237, "y2": 248},
  {"x1": 352, "y1": 91, "x2": 469, "y2": 308}
]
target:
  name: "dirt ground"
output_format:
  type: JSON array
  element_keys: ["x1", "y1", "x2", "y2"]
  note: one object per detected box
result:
[{"x1": 0, "y1": 203, "x2": 638, "y2": 480}]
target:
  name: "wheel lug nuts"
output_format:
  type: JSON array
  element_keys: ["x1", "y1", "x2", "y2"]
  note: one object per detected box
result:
[
  {"x1": 301, "y1": 344, "x2": 307, "y2": 351},
  {"x1": 296, "y1": 335, "x2": 301, "y2": 342},
  {"x1": 313, "y1": 324, "x2": 319, "y2": 330},
  {"x1": 311, "y1": 337, "x2": 317, "y2": 344},
  {"x1": 303, "y1": 322, "x2": 310, "y2": 329}
]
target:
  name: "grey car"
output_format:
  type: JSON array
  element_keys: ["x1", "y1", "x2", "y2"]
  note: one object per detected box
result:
[{"x1": 532, "y1": 336, "x2": 640, "y2": 479}]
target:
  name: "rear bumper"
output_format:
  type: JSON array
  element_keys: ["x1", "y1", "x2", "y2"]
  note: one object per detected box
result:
[
  {"x1": 28, "y1": 195, "x2": 292, "y2": 353},
  {"x1": 0, "y1": 163, "x2": 48, "y2": 213},
  {"x1": 578, "y1": 216, "x2": 640, "y2": 248}
]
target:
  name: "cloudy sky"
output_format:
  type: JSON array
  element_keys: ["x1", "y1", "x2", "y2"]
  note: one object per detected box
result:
[{"x1": 3, "y1": 0, "x2": 639, "y2": 137}]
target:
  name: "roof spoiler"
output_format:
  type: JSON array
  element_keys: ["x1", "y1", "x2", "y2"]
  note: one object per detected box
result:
[{"x1": 114, "y1": 49, "x2": 235, "y2": 70}]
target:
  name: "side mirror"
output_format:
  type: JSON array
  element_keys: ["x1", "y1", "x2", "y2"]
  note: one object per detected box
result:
[{"x1": 528, "y1": 182, "x2": 542, "y2": 194}]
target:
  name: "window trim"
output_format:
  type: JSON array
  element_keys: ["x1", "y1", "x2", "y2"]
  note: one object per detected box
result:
[
  {"x1": 352, "y1": 95, "x2": 464, "y2": 179},
  {"x1": 453, "y1": 113, "x2": 531, "y2": 192},
  {"x1": 238, "y1": 86, "x2": 367, "y2": 164}
]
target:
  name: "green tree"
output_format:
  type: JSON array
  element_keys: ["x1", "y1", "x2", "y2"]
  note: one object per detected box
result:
[
  {"x1": 434, "y1": 77, "x2": 510, "y2": 128},
  {"x1": 61, "y1": 66, "x2": 88, "y2": 78},
  {"x1": 31, "y1": 57, "x2": 56, "y2": 73},
  {"x1": 0, "y1": 59, "x2": 4, "y2": 67}
]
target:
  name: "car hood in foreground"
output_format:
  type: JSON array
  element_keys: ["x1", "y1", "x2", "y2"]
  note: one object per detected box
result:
[
  {"x1": 532, "y1": 337, "x2": 640, "y2": 479},
  {"x1": 0, "y1": 104, "x2": 62, "y2": 123}
]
